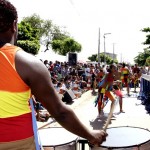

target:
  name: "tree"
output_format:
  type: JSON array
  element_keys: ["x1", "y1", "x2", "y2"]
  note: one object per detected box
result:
[
  {"x1": 146, "y1": 56, "x2": 150, "y2": 65},
  {"x1": 22, "y1": 14, "x2": 70, "y2": 49},
  {"x1": 88, "y1": 53, "x2": 118, "y2": 64},
  {"x1": 19, "y1": 13, "x2": 82, "y2": 55},
  {"x1": 141, "y1": 27, "x2": 150, "y2": 46},
  {"x1": 134, "y1": 27, "x2": 150, "y2": 66},
  {"x1": 52, "y1": 38, "x2": 82, "y2": 56},
  {"x1": 134, "y1": 48, "x2": 150, "y2": 66},
  {"x1": 17, "y1": 40, "x2": 40, "y2": 55},
  {"x1": 52, "y1": 25, "x2": 69, "y2": 41},
  {"x1": 22, "y1": 13, "x2": 44, "y2": 38},
  {"x1": 17, "y1": 21, "x2": 40, "y2": 55},
  {"x1": 88, "y1": 54, "x2": 97, "y2": 62}
]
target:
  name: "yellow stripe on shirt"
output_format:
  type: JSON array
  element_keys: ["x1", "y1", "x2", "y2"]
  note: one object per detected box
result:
[{"x1": 0, "y1": 90, "x2": 31, "y2": 118}]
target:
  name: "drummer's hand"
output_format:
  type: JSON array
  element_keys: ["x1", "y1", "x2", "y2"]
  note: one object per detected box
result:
[{"x1": 88, "y1": 130, "x2": 108, "y2": 147}]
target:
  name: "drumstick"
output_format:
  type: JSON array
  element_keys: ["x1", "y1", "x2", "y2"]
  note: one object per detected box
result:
[
  {"x1": 102, "y1": 101, "x2": 115, "y2": 131},
  {"x1": 102, "y1": 97, "x2": 119, "y2": 131},
  {"x1": 38, "y1": 118, "x2": 55, "y2": 130},
  {"x1": 90, "y1": 105, "x2": 116, "y2": 150}
]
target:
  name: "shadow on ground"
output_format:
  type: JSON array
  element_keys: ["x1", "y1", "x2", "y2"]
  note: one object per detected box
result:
[{"x1": 89, "y1": 113, "x2": 115, "y2": 130}]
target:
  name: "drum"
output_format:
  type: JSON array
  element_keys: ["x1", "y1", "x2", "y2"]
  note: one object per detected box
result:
[
  {"x1": 39, "y1": 127, "x2": 78, "y2": 150},
  {"x1": 92, "y1": 126, "x2": 150, "y2": 150}
]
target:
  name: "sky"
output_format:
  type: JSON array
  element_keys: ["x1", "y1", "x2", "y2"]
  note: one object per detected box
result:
[{"x1": 9, "y1": 0, "x2": 150, "y2": 64}]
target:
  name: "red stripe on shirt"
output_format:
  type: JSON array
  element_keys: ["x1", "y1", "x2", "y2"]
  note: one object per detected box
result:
[{"x1": 0, "y1": 113, "x2": 34, "y2": 142}]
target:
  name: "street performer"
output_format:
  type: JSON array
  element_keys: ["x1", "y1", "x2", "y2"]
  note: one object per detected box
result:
[
  {"x1": 0, "y1": 0, "x2": 107, "y2": 149},
  {"x1": 96, "y1": 64, "x2": 116, "y2": 117}
]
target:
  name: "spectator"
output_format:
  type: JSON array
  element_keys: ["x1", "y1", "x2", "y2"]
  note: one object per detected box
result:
[
  {"x1": 148, "y1": 66, "x2": 150, "y2": 75},
  {"x1": 140, "y1": 66, "x2": 147, "y2": 74},
  {"x1": 72, "y1": 78, "x2": 82, "y2": 98}
]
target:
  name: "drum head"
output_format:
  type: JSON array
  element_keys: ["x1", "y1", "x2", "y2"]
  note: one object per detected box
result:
[
  {"x1": 101, "y1": 126, "x2": 150, "y2": 148},
  {"x1": 39, "y1": 127, "x2": 78, "y2": 147}
]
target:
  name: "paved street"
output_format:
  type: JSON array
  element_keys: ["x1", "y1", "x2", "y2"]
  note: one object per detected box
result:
[
  {"x1": 41, "y1": 88, "x2": 150, "y2": 130},
  {"x1": 37, "y1": 88, "x2": 150, "y2": 149}
]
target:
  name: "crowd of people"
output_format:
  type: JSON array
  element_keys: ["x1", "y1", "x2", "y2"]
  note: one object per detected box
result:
[
  {"x1": 0, "y1": 0, "x2": 150, "y2": 149},
  {"x1": 42, "y1": 59, "x2": 149, "y2": 95},
  {"x1": 37, "y1": 59, "x2": 149, "y2": 119}
]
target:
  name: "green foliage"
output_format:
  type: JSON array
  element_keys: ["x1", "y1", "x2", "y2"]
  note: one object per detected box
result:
[
  {"x1": 134, "y1": 27, "x2": 150, "y2": 65},
  {"x1": 144, "y1": 34, "x2": 150, "y2": 45},
  {"x1": 23, "y1": 14, "x2": 44, "y2": 37},
  {"x1": 51, "y1": 40, "x2": 63, "y2": 53},
  {"x1": 88, "y1": 54, "x2": 97, "y2": 62},
  {"x1": 18, "y1": 13, "x2": 82, "y2": 55},
  {"x1": 52, "y1": 26, "x2": 69, "y2": 41},
  {"x1": 17, "y1": 40, "x2": 40, "y2": 55},
  {"x1": 112, "y1": 59, "x2": 118, "y2": 64},
  {"x1": 134, "y1": 48, "x2": 150, "y2": 66},
  {"x1": 52, "y1": 38, "x2": 82, "y2": 56},
  {"x1": 146, "y1": 56, "x2": 150, "y2": 65},
  {"x1": 141, "y1": 27, "x2": 150, "y2": 32},
  {"x1": 17, "y1": 21, "x2": 40, "y2": 55},
  {"x1": 88, "y1": 53, "x2": 118, "y2": 64},
  {"x1": 141, "y1": 27, "x2": 150, "y2": 46},
  {"x1": 18, "y1": 21, "x2": 40, "y2": 41},
  {"x1": 41, "y1": 19, "x2": 53, "y2": 42}
]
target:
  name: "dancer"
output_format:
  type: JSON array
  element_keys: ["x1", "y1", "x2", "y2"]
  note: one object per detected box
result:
[
  {"x1": 96, "y1": 64, "x2": 117, "y2": 117},
  {"x1": 120, "y1": 63, "x2": 131, "y2": 96}
]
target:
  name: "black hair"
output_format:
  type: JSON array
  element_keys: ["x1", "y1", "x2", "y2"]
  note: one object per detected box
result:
[
  {"x1": 122, "y1": 63, "x2": 126, "y2": 68},
  {"x1": 108, "y1": 64, "x2": 116, "y2": 73},
  {"x1": 0, "y1": 0, "x2": 18, "y2": 33},
  {"x1": 57, "y1": 82, "x2": 62, "y2": 87}
]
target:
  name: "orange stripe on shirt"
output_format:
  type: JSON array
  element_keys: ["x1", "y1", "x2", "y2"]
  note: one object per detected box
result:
[{"x1": 0, "y1": 50, "x2": 29, "y2": 92}]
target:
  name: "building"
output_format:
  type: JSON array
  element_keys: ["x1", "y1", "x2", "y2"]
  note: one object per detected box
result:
[{"x1": 101, "y1": 52, "x2": 117, "y2": 60}]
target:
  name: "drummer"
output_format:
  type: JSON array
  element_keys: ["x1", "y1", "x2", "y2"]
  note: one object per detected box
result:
[{"x1": 0, "y1": 0, "x2": 107, "y2": 149}]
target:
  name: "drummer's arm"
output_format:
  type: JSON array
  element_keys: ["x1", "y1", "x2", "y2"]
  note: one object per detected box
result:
[
  {"x1": 15, "y1": 52, "x2": 95, "y2": 141},
  {"x1": 35, "y1": 74, "x2": 93, "y2": 140}
]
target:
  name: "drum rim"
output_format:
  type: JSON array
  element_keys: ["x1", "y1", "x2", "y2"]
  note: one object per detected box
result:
[
  {"x1": 100, "y1": 126, "x2": 150, "y2": 149},
  {"x1": 43, "y1": 138, "x2": 78, "y2": 147},
  {"x1": 39, "y1": 127, "x2": 79, "y2": 147}
]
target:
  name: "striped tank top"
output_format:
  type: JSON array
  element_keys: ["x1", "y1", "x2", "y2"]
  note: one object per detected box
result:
[{"x1": 0, "y1": 44, "x2": 34, "y2": 142}]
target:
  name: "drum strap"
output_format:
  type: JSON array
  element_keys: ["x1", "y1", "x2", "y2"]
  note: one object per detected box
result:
[{"x1": 30, "y1": 98, "x2": 43, "y2": 150}]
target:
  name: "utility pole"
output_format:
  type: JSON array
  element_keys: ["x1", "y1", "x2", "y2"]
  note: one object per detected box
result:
[
  {"x1": 103, "y1": 33, "x2": 111, "y2": 65},
  {"x1": 98, "y1": 28, "x2": 100, "y2": 63},
  {"x1": 120, "y1": 53, "x2": 122, "y2": 63},
  {"x1": 113, "y1": 43, "x2": 115, "y2": 62}
]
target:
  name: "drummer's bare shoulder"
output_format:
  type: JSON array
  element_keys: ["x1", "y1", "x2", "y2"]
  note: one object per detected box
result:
[
  {"x1": 15, "y1": 50, "x2": 55, "y2": 93},
  {"x1": 15, "y1": 49, "x2": 51, "y2": 83}
]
